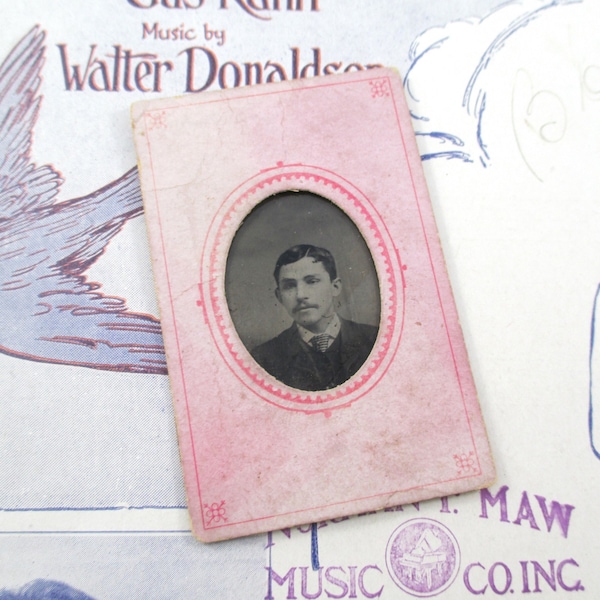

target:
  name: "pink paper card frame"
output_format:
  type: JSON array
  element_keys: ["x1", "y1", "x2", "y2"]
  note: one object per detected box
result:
[{"x1": 199, "y1": 163, "x2": 405, "y2": 413}]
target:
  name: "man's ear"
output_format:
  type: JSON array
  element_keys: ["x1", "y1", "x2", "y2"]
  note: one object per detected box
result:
[
  {"x1": 331, "y1": 278, "x2": 342, "y2": 297},
  {"x1": 275, "y1": 287, "x2": 282, "y2": 303}
]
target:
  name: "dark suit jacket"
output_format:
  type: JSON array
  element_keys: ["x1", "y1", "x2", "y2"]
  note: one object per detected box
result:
[{"x1": 251, "y1": 317, "x2": 378, "y2": 391}]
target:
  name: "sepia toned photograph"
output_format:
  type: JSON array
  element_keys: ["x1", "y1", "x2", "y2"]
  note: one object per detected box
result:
[{"x1": 225, "y1": 191, "x2": 381, "y2": 391}]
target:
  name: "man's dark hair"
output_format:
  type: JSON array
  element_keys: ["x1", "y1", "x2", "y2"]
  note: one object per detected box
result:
[{"x1": 273, "y1": 244, "x2": 337, "y2": 284}]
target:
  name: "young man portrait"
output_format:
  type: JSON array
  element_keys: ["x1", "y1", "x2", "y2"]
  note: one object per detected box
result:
[{"x1": 251, "y1": 244, "x2": 379, "y2": 391}]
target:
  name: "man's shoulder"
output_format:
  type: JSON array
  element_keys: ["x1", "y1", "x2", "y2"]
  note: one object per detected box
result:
[
  {"x1": 250, "y1": 318, "x2": 378, "y2": 362},
  {"x1": 251, "y1": 325, "x2": 298, "y2": 362},
  {"x1": 339, "y1": 317, "x2": 378, "y2": 343}
]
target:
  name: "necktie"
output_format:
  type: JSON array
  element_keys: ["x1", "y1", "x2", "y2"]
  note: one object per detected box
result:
[{"x1": 310, "y1": 333, "x2": 330, "y2": 352}]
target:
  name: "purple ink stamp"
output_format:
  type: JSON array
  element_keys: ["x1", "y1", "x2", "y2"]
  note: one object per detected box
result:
[{"x1": 385, "y1": 518, "x2": 461, "y2": 597}]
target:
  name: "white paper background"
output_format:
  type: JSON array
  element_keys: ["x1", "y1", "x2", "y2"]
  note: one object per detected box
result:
[{"x1": 4, "y1": 0, "x2": 596, "y2": 598}]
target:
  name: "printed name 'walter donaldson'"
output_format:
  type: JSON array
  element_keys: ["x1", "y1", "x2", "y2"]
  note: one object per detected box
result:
[{"x1": 57, "y1": 43, "x2": 381, "y2": 93}]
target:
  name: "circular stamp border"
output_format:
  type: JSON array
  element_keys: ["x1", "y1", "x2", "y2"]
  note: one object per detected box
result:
[
  {"x1": 199, "y1": 164, "x2": 405, "y2": 413},
  {"x1": 385, "y1": 518, "x2": 461, "y2": 597}
]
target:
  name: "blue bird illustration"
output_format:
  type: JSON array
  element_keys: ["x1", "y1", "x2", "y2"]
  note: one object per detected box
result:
[{"x1": 0, "y1": 27, "x2": 166, "y2": 374}]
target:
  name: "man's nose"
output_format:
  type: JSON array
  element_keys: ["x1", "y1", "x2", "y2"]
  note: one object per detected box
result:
[{"x1": 296, "y1": 281, "x2": 310, "y2": 299}]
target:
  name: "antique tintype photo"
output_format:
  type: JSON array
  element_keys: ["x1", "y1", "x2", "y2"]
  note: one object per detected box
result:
[
  {"x1": 134, "y1": 69, "x2": 494, "y2": 540},
  {"x1": 225, "y1": 191, "x2": 381, "y2": 391}
]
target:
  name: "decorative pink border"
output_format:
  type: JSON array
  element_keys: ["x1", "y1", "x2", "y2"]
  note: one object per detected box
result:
[
  {"x1": 138, "y1": 74, "x2": 491, "y2": 534},
  {"x1": 198, "y1": 164, "x2": 405, "y2": 413}
]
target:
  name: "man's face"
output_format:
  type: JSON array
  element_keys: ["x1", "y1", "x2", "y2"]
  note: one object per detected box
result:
[{"x1": 276, "y1": 257, "x2": 342, "y2": 333}]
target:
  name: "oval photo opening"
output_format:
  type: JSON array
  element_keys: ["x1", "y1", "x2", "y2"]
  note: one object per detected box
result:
[{"x1": 225, "y1": 190, "x2": 380, "y2": 392}]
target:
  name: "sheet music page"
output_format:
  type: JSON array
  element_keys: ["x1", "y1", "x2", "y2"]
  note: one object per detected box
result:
[{"x1": 2, "y1": 1, "x2": 596, "y2": 597}]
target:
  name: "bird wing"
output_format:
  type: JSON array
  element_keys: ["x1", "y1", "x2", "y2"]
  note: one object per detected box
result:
[
  {"x1": 0, "y1": 166, "x2": 167, "y2": 376},
  {"x1": 0, "y1": 28, "x2": 166, "y2": 374},
  {"x1": 0, "y1": 27, "x2": 61, "y2": 219}
]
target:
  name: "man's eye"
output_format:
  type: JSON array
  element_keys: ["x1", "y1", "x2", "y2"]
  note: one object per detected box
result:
[
  {"x1": 307, "y1": 278, "x2": 319, "y2": 284},
  {"x1": 282, "y1": 282, "x2": 296, "y2": 290}
]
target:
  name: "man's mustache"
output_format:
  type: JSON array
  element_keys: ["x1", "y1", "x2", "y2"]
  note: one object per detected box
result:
[{"x1": 293, "y1": 303, "x2": 318, "y2": 313}]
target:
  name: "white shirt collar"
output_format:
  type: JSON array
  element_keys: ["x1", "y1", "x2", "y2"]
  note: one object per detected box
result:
[{"x1": 297, "y1": 313, "x2": 341, "y2": 349}]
